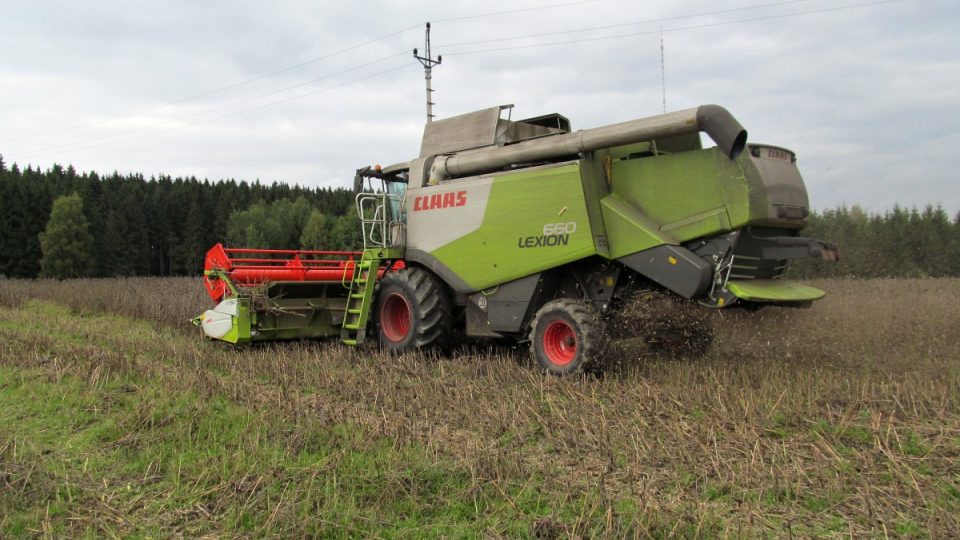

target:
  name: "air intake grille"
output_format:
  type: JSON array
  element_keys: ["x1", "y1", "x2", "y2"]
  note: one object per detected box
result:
[
  {"x1": 729, "y1": 227, "x2": 793, "y2": 279},
  {"x1": 729, "y1": 255, "x2": 788, "y2": 280}
]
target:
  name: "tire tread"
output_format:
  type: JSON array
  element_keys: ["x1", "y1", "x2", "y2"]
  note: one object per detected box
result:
[
  {"x1": 529, "y1": 298, "x2": 601, "y2": 375},
  {"x1": 376, "y1": 267, "x2": 452, "y2": 350}
]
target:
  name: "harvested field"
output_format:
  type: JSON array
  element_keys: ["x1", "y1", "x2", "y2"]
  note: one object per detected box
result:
[{"x1": 1, "y1": 277, "x2": 958, "y2": 537}]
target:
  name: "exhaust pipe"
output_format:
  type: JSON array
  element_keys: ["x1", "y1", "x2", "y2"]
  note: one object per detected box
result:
[{"x1": 430, "y1": 105, "x2": 747, "y2": 182}]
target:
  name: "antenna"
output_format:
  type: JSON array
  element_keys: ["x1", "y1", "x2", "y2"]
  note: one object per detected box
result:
[
  {"x1": 413, "y1": 22, "x2": 442, "y2": 123},
  {"x1": 659, "y1": 25, "x2": 667, "y2": 114}
]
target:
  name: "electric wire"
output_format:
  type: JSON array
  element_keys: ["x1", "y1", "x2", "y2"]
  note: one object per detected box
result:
[
  {"x1": 1, "y1": 0, "x2": 600, "y2": 145},
  {"x1": 0, "y1": 26, "x2": 421, "y2": 145},
  {"x1": 18, "y1": 62, "x2": 417, "y2": 159},
  {"x1": 437, "y1": 0, "x2": 822, "y2": 49},
  {"x1": 440, "y1": 0, "x2": 907, "y2": 56},
  {"x1": 5, "y1": 0, "x2": 907, "y2": 161},
  {"x1": 432, "y1": 0, "x2": 599, "y2": 22},
  {"x1": 16, "y1": 51, "x2": 409, "y2": 157}
]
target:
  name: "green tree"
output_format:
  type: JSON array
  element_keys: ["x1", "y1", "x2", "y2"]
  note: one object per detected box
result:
[
  {"x1": 177, "y1": 198, "x2": 209, "y2": 274},
  {"x1": 38, "y1": 193, "x2": 94, "y2": 278},
  {"x1": 227, "y1": 197, "x2": 313, "y2": 249},
  {"x1": 2, "y1": 167, "x2": 52, "y2": 278},
  {"x1": 299, "y1": 210, "x2": 334, "y2": 250},
  {"x1": 329, "y1": 213, "x2": 364, "y2": 251},
  {"x1": 951, "y1": 212, "x2": 960, "y2": 276}
]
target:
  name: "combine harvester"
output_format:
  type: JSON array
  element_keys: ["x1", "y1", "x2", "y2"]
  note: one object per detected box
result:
[{"x1": 197, "y1": 104, "x2": 837, "y2": 374}]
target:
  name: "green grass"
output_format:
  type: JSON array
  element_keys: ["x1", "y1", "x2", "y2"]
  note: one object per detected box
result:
[
  {"x1": 0, "y1": 365, "x2": 589, "y2": 537},
  {"x1": 2, "y1": 277, "x2": 960, "y2": 537},
  {"x1": 0, "y1": 301, "x2": 666, "y2": 537}
]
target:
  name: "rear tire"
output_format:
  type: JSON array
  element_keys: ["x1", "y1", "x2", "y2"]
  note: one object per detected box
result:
[
  {"x1": 529, "y1": 299, "x2": 600, "y2": 375},
  {"x1": 375, "y1": 267, "x2": 452, "y2": 351}
]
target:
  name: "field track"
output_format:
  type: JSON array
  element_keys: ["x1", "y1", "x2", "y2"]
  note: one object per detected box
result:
[{"x1": 1, "y1": 277, "x2": 958, "y2": 537}]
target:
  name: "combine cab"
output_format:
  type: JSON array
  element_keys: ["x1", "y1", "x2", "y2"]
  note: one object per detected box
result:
[{"x1": 197, "y1": 104, "x2": 837, "y2": 373}]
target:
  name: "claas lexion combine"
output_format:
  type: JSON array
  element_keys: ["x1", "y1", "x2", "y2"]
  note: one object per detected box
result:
[{"x1": 196, "y1": 104, "x2": 837, "y2": 374}]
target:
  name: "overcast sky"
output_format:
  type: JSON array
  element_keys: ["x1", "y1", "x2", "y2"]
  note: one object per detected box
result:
[{"x1": 2, "y1": 0, "x2": 957, "y2": 214}]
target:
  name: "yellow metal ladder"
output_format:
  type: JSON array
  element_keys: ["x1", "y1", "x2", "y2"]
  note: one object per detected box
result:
[{"x1": 340, "y1": 250, "x2": 382, "y2": 346}]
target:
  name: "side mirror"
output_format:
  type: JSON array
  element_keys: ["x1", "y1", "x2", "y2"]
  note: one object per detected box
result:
[{"x1": 353, "y1": 167, "x2": 369, "y2": 194}]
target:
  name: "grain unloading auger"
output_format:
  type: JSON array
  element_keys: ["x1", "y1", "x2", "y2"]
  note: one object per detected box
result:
[{"x1": 197, "y1": 104, "x2": 837, "y2": 374}]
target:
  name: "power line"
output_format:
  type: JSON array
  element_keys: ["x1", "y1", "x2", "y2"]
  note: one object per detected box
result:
[
  {"x1": 0, "y1": 26, "x2": 422, "y2": 145},
  {"x1": 17, "y1": 62, "x2": 418, "y2": 160},
  {"x1": 1, "y1": 0, "x2": 602, "y2": 145},
  {"x1": 437, "y1": 0, "x2": 823, "y2": 50},
  {"x1": 440, "y1": 0, "x2": 907, "y2": 56},
  {"x1": 16, "y1": 51, "x2": 409, "y2": 157},
  {"x1": 432, "y1": 0, "x2": 599, "y2": 22},
  {"x1": 6, "y1": 0, "x2": 907, "y2": 162}
]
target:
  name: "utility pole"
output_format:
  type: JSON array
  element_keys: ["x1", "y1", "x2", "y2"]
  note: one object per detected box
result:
[{"x1": 413, "y1": 22, "x2": 441, "y2": 123}]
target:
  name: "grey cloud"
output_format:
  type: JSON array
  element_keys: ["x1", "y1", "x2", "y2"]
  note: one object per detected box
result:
[{"x1": 2, "y1": 0, "x2": 958, "y2": 214}]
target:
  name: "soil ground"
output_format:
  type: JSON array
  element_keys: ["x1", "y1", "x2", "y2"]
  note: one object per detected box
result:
[{"x1": 1, "y1": 277, "x2": 958, "y2": 537}]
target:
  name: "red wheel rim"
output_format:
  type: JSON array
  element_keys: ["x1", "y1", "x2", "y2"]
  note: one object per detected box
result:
[
  {"x1": 543, "y1": 320, "x2": 577, "y2": 366},
  {"x1": 380, "y1": 293, "x2": 411, "y2": 342}
]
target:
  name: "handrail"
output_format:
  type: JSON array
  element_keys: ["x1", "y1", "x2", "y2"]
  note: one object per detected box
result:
[{"x1": 355, "y1": 192, "x2": 403, "y2": 250}]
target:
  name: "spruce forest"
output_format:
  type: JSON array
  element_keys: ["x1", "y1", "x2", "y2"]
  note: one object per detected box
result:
[
  {"x1": 2, "y1": 157, "x2": 959, "y2": 279},
  {"x1": 0, "y1": 158, "x2": 359, "y2": 279}
]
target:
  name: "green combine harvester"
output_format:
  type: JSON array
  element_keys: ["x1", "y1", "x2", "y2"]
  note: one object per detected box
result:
[{"x1": 196, "y1": 104, "x2": 837, "y2": 373}]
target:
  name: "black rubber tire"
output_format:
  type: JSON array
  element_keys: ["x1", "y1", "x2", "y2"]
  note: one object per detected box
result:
[
  {"x1": 528, "y1": 299, "x2": 600, "y2": 376},
  {"x1": 374, "y1": 267, "x2": 452, "y2": 351}
]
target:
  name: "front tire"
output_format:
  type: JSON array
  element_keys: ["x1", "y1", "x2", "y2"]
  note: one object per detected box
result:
[
  {"x1": 529, "y1": 299, "x2": 600, "y2": 375},
  {"x1": 375, "y1": 267, "x2": 452, "y2": 351}
]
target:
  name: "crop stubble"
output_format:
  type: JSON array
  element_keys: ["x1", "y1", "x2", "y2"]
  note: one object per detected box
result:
[{"x1": 0, "y1": 277, "x2": 958, "y2": 537}]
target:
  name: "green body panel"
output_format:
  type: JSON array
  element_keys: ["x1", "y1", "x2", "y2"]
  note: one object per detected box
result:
[
  {"x1": 608, "y1": 147, "x2": 751, "y2": 243},
  {"x1": 429, "y1": 164, "x2": 596, "y2": 290},
  {"x1": 577, "y1": 153, "x2": 615, "y2": 258},
  {"x1": 222, "y1": 300, "x2": 251, "y2": 344},
  {"x1": 727, "y1": 280, "x2": 825, "y2": 302},
  {"x1": 599, "y1": 193, "x2": 676, "y2": 258},
  {"x1": 421, "y1": 143, "x2": 817, "y2": 302}
]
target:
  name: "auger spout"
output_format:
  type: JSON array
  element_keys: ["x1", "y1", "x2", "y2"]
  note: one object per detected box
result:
[{"x1": 429, "y1": 105, "x2": 746, "y2": 182}]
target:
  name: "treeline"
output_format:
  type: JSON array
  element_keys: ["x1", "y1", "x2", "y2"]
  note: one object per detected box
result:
[
  {"x1": 789, "y1": 205, "x2": 960, "y2": 279},
  {"x1": 0, "y1": 157, "x2": 358, "y2": 278},
  {"x1": 2, "y1": 157, "x2": 959, "y2": 279}
]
